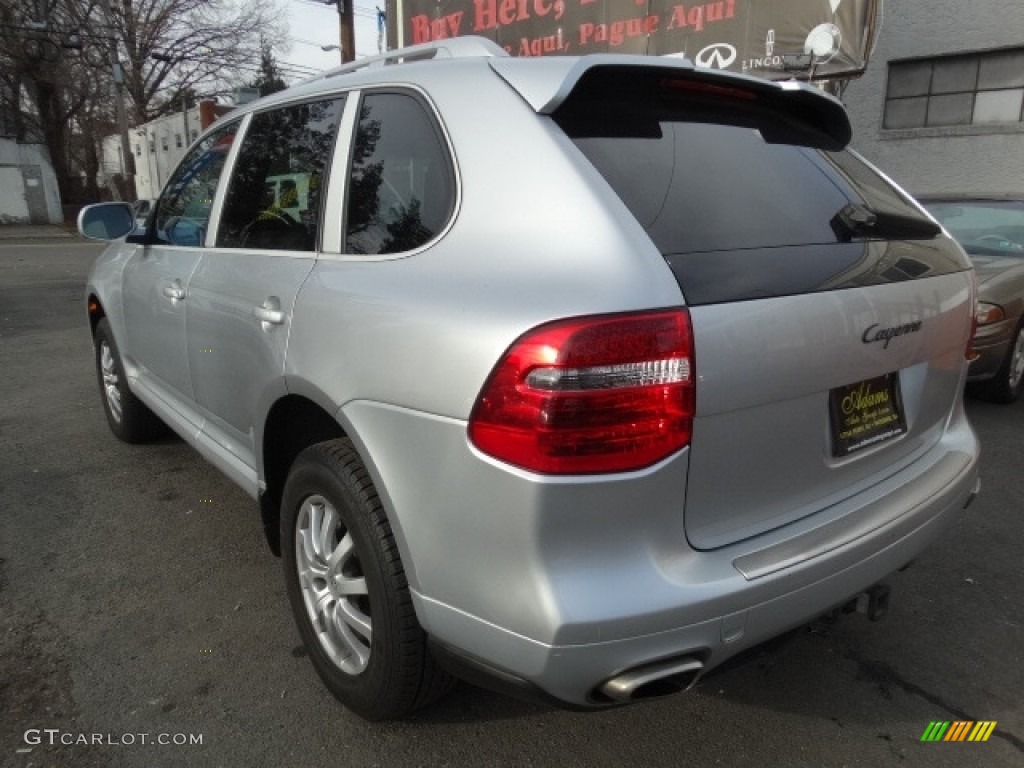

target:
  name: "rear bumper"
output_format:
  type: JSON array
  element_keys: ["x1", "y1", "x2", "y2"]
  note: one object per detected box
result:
[
  {"x1": 415, "y1": 451, "x2": 977, "y2": 706},
  {"x1": 344, "y1": 399, "x2": 979, "y2": 708}
]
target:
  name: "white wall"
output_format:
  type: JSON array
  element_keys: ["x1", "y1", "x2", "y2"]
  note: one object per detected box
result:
[
  {"x1": 0, "y1": 166, "x2": 30, "y2": 222},
  {"x1": 101, "y1": 107, "x2": 204, "y2": 200},
  {"x1": 843, "y1": 0, "x2": 1024, "y2": 196},
  {"x1": 0, "y1": 139, "x2": 64, "y2": 224}
]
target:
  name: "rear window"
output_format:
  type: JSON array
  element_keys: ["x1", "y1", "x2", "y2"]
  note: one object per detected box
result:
[
  {"x1": 572, "y1": 122, "x2": 850, "y2": 254},
  {"x1": 566, "y1": 123, "x2": 932, "y2": 256},
  {"x1": 553, "y1": 72, "x2": 959, "y2": 304}
]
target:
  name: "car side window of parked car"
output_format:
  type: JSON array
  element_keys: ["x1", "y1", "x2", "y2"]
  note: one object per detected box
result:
[
  {"x1": 345, "y1": 91, "x2": 455, "y2": 255},
  {"x1": 154, "y1": 121, "x2": 239, "y2": 247},
  {"x1": 216, "y1": 98, "x2": 345, "y2": 252}
]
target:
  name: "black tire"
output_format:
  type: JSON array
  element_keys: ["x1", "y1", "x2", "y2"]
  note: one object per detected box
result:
[
  {"x1": 968, "y1": 320, "x2": 1024, "y2": 404},
  {"x1": 93, "y1": 318, "x2": 167, "y2": 442},
  {"x1": 281, "y1": 439, "x2": 453, "y2": 720}
]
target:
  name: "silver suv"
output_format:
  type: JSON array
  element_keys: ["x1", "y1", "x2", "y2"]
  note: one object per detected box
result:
[{"x1": 79, "y1": 37, "x2": 981, "y2": 720}]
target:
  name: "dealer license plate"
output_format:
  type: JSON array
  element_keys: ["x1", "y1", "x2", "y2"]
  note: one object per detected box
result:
[{"x1": 829, "y1": 372, "x2": 907, "y2": 457}]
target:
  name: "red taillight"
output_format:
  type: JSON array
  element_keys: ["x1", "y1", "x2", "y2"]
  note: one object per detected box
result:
[{"x1": 468, "y1": 309, "x2": 695, "y2": 474}]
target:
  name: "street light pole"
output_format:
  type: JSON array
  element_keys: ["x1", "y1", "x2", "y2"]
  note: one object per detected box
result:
[{"x1": 99, "y1": 0, "x2": 136, "y2": 201}]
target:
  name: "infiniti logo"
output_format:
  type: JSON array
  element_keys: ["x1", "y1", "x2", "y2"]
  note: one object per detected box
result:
[
  {"x1": 695, "y1": 43, "x2": 737, "y2": 70},
  {"x1": 862, "y1": 321, "x2": 923, "y2": 349}
]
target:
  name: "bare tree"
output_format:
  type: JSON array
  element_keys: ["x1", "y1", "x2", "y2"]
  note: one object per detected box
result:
[
  {"x1": 0, "y1": 0, "x2": 103, "y2": 203},
  {"x1": 108, "y1": 0, "x2": 288, "y2": 122},
  {"x1": 0, "y1": 0, "x2": 288, "y2": 202}
]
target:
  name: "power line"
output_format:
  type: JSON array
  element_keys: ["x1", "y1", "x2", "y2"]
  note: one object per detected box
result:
[
  {"x1": 291, "y1": 0, "x2": 380, "y2": 20},
  {"x1": 292, "y1": 37, "x2": 334, "y2": 47}
]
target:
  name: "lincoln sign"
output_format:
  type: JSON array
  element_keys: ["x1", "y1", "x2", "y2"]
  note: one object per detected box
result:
[{"x1": 387, "y1": 0, "x2": 881, "y2": 80}]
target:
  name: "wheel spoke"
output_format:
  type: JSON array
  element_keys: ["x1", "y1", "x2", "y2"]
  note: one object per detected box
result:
[
  {"x1": 299, "y1": 516, "x2": 319, "y2": 565},
  {"x1": 298, "y1": 559, "x2": 328, "y2": 586},
  {"x1": 307, "y1": 501, "x2": 324, "y2": 558},
  {"x1": 337, "y1": 598, "x2": 372, "y2": 640},
  {"x1": 330, "y1": 602, "x2": 371, "y2": 670},
  {"x1": 333, "y1": 575, "x2": 366, "y2": 597},
  {"x1": 317, "y1": 504, "x2": 337, "y2": 559},
  {"x1": 326, "y1": 531, "x2": 354, "y2": 571},
  {"x1": 315, "y1": 588, "x2": 336, "y2": 619}
]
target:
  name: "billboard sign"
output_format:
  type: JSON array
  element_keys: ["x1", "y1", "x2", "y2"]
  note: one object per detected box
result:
[{"x1": 387, "y1": 0, "x2": 881, "y2": 80}]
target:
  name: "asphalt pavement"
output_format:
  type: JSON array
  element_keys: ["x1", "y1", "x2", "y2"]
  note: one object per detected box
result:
[{"x1": 1, "y1": 235, "x2": 1022, "y2": 768}]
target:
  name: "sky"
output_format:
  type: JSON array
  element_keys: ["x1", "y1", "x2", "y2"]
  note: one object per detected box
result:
[{"x1": 280, "y1": 0, "x2": 387, "y2": 79}]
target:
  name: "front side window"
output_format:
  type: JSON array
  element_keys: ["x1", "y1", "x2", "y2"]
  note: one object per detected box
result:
[
  {"x1": 345, "y1": 92, "x2": 455, "y2": 255},
  {"x1": 154, "y1": 121, "x2": 238, "y2": 247},
  {"x1": 216, "y1": 98, "x2": 344, "y2": 251}
]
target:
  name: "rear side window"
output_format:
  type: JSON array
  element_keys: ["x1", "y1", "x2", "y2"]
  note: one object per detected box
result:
[
  {"x1": 345, "y1": 92, "x2": 455, "y2": 255},
  {"x1": 217, "y1": 98, "x2": 344, "y2": 251}
]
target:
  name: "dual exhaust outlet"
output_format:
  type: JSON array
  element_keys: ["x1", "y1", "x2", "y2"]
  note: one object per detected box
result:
[
  {"x1": 596, "y1": 583, "x2": 892, "y2": 704},
  {"x1": 597, "y1": 656, "x2": 704, "y2": 703}
]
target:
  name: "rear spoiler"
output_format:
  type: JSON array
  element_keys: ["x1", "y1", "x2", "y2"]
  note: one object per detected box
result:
[{"x1": 490, "y1": 55, "x2": 852, "y2": 150}]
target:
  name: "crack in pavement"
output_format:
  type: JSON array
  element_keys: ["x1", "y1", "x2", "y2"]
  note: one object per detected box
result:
[{"x1": 849, "y1": 652, "x2": 1024, "y2": 753}]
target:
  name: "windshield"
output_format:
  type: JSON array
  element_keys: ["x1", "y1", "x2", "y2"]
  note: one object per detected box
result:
[{"x1": 924, "y1": 200, "x2": 1024, "y2": 258}]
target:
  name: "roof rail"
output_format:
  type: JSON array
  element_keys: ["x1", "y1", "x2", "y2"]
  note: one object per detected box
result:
[{"x1": 306, "y1": 36, "x2": 508, "y2": 83}]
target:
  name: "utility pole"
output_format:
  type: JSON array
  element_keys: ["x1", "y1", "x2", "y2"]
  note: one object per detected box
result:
[
  {"x1": 181, "y1": 91, "x2": 189, "y2": 150},
  {"x1": 99, "y1": 0, "x2": 136, "y2": 201},
  {"x1": 330, "y1": 0, "x2": 356, "y2": 63}
]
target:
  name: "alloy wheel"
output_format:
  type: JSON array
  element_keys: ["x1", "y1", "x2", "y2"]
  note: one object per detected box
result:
[
  {"x1": 295, "y1": 494, "x2": 372, "y2": 674},
  {"x1": 99, "y1": 341, "x2": 122, "y2": 423},
  {"x1": 1009, "y1": 327, "x2": 1024, "y2": 390}
]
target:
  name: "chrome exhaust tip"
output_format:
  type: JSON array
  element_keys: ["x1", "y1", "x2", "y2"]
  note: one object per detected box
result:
[{"x1": 597, "y1": 656, "x2": 704, "y2": 703}]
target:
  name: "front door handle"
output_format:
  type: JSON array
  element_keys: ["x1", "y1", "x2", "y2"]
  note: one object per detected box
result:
[
  {"x1": 253, "y1": 297, "x2": 284, "y2": 328},
  {"x1": 162, "y1": 281, "x2": 186, "y2": 301}
]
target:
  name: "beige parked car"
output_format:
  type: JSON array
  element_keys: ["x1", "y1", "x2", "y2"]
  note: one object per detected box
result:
[{"x1": 921, "y1": 196, "x2": 1024, "y2": 403}]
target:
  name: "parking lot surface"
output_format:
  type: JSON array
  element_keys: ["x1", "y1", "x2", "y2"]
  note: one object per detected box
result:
[{"x1": 2, "y1": 237, "x2": 1022, "y2": 767}]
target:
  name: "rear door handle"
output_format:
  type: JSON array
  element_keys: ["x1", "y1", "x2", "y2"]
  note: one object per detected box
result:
[
  {"x1": 253, "y1": 306, "x2": 284, "y2": 325},
  {"x1": 253, "y1": 297, "x2": 285, "y2": 328},
  {"x1": 162, "y1": 281, "x2": 186, "y2": 301}
]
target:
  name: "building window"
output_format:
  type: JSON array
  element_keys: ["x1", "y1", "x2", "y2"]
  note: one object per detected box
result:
[
  {"x1": 134, "y1": 144, "x2": 141, "y2": 157},
  {"x1": 175, "y1": 133, "x2": 182, "y2": 148},
  {"x1": 149, "y1": 140, "x2": 155, "y2": 153},
  {"x1": 161, "y1": 136, "x2": 169, "y2": 151},
  {"x1": 190, "y1": 129, "x2": 198, "y2": 142},
  {"x1": 884, "y1": 48, "x2": 1024, "y2": 129}
]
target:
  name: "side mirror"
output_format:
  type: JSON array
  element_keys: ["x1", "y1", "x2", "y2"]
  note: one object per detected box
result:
[{"x1": 78, "y1": 202, "x2": 136, "y2": 241}]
